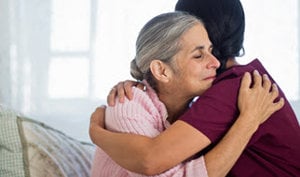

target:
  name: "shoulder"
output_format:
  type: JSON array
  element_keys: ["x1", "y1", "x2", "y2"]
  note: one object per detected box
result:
[
  {"x1": 107, "y1": 86, "x2": 154, "y2": 114},
  {"x1": 105, "y1": 87, "x2": 166, "y2": 135},
  {"x1": 106, "y1": 86, "x2": 165, "y2": 125}
]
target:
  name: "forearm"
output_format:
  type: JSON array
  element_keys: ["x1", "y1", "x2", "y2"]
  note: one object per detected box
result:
[
  {"x1": 90, "y1": 120, "x2": 210, "y2": 175},
  {"x1": 204, "y1": 115, "x2": 259, "y2": 177},
  {"x1": 90, "y1": 124, "x2": 156, "y2": 174}
]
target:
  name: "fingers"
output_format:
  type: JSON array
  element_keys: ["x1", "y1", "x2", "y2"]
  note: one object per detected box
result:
[
  {"x1": 262, "y1": 74, "x2": 282, "y2": 106},
  {"x1": 238, "y1": 70, "x2": 285, "y2": 126},
  {"x1": 90, "y1": 105, "x2": 106, "y2": 127},
  {"x1": 254, "y1": 71, "x2": 284, "y2": 123},
  {"x1": 240, "y1": 72, "x2": 251, "y2": 91},
  {"x1": 262, "y1": 74, "x2": 272, "y2": 91},
  {"x1": 124, "y1": 80, "x2": 136, "y2": 100},
  {"x1": 263, "y1": 97, "x2": 284, "y2": 123},
  {"x1": 272, "y1": 97, "x2": 285, "y2": 112},
  {"x1": 269, "y1": 83, "x2": 279, "y2": 100},
  {"x1": 136, "y1": 82, "x2": 147, "y2": 91},
  {"x1": 106, "y1": 80, "x2": 146, "y2": 106},
  {"x1": 107, "y1": 87, "x2": 118, "y2": 106},
  {"x1": 246, "y1": 70, "x2": 272, "y2": 91},
  {"x1": 116, "y1": 81, "x2": 126, "y2": 103},
  {"x1": 258, "y1": 71, "x2": 283, "y2": 108},
  {"x1": 269, "y1": 84, "x2": 284, "y2": 112},
  {"x1": 89, "y1": 105, "x2": 106, "y2": 143},
  {"x1": 252, "y1": 70, "x2": 262, "y2": 89},
  {"x1": 107, "y1": 81, "x2": 127, "y2": 106},
  {"x1": 106, "y1": 80, "x2": 141, "y2": 106}
]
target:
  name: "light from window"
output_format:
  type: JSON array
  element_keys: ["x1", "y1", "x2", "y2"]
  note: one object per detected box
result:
[
  {"x1": 50, "y1": 0, "x2": 90, "y2": 52},
  {"x1": 48, "y1": 57, "x2": 89, "y2": 98},
  {"x1": 94, "y1": 0, "x2": 177, "y2": 99}
]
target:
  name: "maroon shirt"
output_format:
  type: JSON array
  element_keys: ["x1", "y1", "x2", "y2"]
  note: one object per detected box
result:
[{"x1": 180, "y1": 59, "x2": 300, "y2": 176}]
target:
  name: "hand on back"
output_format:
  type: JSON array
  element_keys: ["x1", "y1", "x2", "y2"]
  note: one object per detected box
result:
[
  {"x1": 107, "y1": 80, "x2": 145, "y2": 106},
  {"x1": 238, "y1": 70, "x2": 284, "y2": 126}
]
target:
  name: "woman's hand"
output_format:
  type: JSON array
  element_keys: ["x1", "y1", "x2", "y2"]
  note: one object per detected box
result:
[
  {"x1": 107, "y1": 80, "x2": 145, "y2": 106},
  {"x1": 205, "y1": 70, "x2": 284, "y2": 177},
  {"x1": 89, "y1": 105, "x2": 106, "y2": 143},
  {"x1": 238, "y1": 70, "x2": 284, "y2": 127}
]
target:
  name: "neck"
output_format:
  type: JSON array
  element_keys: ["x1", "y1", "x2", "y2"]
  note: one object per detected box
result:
[
  {"x1": 157, "y1": 88, "x2": 190, "y2": 124},
  {"x1": 226, "y1": 57, "x2": 240, "y2": 68}
]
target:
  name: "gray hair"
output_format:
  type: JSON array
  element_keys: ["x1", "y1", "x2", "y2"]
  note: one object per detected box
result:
[{"x1": 130, "y1": 12, "x2": 202, "y2": 86}]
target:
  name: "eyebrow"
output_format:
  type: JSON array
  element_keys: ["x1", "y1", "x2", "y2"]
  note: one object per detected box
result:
[
  {"x1": 192, "y1": 46, "x2": 205, "y2": 52},
  {"x1": 192, "y1": 44, "x2": 213, "y2": 52}
]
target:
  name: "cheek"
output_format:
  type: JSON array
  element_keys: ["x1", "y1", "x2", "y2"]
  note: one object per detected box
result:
[
  {"x1": 191, "y1": 70, "x2": 211, "y2": 89},
  {"x1": 191, "y1": 67, "x2": 206, "y2": 79},
  {"x1": 177, "y1": 64, "x2": 205, "y2": 83}
]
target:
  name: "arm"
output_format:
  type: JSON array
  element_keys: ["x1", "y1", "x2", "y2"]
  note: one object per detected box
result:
[
  {"x1": 205, "y1": 71, "x2": 284, "y2": 176},
  {"x1": 99, "y1": 90, "x2": 209, "y2": 177},
  {"x1": 90, "y1": 116, "x2": 209, "y2": 175},
  {"x1": 90, "y1": 71, "x2": 284, "y2": 176}
]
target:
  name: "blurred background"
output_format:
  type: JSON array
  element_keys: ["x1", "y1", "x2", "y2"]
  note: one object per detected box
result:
[{"x1": 0, "y1": 0, "x2": 299, "y2": 142}]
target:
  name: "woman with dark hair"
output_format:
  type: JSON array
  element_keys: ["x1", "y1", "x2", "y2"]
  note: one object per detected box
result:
[
  {"x1": 90, "y1": 0, "x2": 300, "y2": 176},
  {"x1": 176, "y1": 0, "x2": 246, "y2": 74}
]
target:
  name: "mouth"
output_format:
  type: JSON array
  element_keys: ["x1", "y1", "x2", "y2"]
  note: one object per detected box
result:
[{"x1": 204, "y1": 75, "x2": 216, "y2": 80}]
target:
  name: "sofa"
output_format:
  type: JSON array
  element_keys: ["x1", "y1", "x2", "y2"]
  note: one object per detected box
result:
[{"x1": 0, "y1": 104, "x2": 95, "y2": 177}]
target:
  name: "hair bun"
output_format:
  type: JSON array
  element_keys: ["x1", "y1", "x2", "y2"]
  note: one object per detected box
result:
[{"x1": 130, "y1": 58, "x2": 144, "y2": 81}]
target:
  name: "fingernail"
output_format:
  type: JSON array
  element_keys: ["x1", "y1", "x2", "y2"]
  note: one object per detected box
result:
[
  {"x1": 253, "y1": 70, "x2": 259, "y2": 75},
  {"x1": 263, "y1": 74, "x2": 269, "y2": 80},
  {"x1": 120, "y1": 97, "x2": 124, "y2": 103}
]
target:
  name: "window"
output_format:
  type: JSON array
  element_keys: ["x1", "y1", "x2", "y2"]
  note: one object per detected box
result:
[
  {"x1": 47, "y1": 0, "x2": 177, "y2": 100},
  {"x1": 93, "y1": 0, "x2": 177, "y2": 99},
  {"x1": 49, "y1": 0, "x2": 91, "y2": 98}
]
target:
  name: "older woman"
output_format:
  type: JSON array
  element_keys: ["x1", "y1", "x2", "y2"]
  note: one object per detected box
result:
[{"x1": 90, "y1": 12, "x2": 283, "y2": 177}]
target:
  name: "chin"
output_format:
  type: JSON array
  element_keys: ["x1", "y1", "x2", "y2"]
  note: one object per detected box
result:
[{"x1": 203, "y1": 83, "x2": 212, "y2": 89}]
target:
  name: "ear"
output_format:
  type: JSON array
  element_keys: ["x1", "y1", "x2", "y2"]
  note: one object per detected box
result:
[{"x1": 150, "y1": 60, "x2": 172, "y2": 83}]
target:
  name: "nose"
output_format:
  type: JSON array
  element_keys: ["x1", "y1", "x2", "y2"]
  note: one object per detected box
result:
[{"x1": 207, "y1": 53, "x2": 220, "y2": 69}]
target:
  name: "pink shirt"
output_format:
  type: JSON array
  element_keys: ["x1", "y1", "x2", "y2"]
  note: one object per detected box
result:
[{"x1": 90, "y1": 81, "x2": 208, "y2": 177}]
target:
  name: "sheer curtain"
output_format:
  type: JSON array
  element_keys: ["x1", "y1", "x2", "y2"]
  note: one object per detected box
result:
[{"x1": 0, "y1": 0, "x2": 299, "y2": 141}]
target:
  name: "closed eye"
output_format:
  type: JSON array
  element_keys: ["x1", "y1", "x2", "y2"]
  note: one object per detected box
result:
[{"x1": 194, "y1": 55, "x2": 202, "y2": 59}]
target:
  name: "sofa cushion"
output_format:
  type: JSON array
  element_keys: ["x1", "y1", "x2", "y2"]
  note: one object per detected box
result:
[{"x1": 0, "y1": 104, "x2": 95, "y2": 177}]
